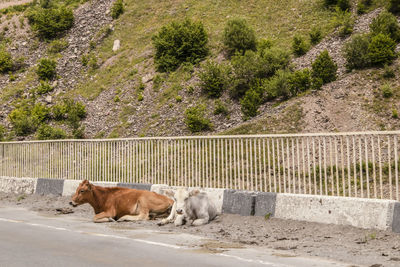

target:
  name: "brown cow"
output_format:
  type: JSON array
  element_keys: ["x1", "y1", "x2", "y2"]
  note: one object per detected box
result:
[{"x1": 69, "y1": 180, "x2": 174, "y2": 223}]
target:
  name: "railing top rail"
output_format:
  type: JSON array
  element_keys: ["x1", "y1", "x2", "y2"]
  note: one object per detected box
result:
[{"x1": 0, "y1": 130, "x2": 399, "y2": 144}]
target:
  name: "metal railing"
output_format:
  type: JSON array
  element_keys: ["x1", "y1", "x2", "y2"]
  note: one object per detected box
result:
[{"x1": 0, "y1": 131, "x2": 399, "y2": 200}]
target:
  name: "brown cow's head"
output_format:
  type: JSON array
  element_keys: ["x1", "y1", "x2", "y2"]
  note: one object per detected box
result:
[{"x1": 69, "y1": 180, "x2": 93, "y2": 207}]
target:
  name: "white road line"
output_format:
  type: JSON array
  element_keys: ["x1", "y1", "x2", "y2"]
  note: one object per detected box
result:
[{"x1": 0, "y1": 217, "x2": 278, "y2": 266}]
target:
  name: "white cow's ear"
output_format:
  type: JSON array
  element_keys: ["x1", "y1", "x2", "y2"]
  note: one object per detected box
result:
[
  {"x1": 189, "y1": 189, "x2": 200, "y2": 197},
  {"x1": 164, "y1": 189, "x2": 174, "y2": 197}
]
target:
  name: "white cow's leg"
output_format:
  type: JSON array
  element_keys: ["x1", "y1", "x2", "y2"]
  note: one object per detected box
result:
[
  {"x1": 174, "y1": 214, "x2": 185, "y2": 226},
  {"x1": 158, "y1": 203, "x2": 176, "y2": 226},
  {"x1": 192, "y1": 215, "x2": 209, "y2": 226}
]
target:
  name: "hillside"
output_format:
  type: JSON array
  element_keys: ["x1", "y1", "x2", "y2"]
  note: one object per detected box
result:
[{"x1": 0, "y1": 0, "x2": 399, "y2": 140}]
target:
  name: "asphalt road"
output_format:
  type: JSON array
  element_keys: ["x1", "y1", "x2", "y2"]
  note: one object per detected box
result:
[{"x1": 0, "y1": 207, "x2": 349, "y2": 267}]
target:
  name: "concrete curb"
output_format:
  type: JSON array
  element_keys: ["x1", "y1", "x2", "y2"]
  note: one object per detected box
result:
[{"x1": 0, "y1": 176, "x2": 399, "y2": 233}]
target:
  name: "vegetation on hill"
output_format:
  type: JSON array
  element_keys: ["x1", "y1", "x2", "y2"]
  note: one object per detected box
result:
[{"x1": 0, "y1": 0, "x2": 398, "y2": 140}]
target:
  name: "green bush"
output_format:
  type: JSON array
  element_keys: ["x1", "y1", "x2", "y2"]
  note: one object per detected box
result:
[
  {"x1": 31, "y1": 103, "x2": 50, "y2": 125},
  {"x1": 36, "y1": 124, "x2": 67, "y2": 140},
  {"x1": 27, "y1": 5, "x2": 74, "y2": 39},
  {"x1": 288, "y1": 68, "x2": 312, "y2": 96},
  {"x1": 0, "y1": 46, "x2": 13, "y2": 73},
  {"x1": 36, "y1": 58, "x2": 57, "y2": 80},
  {"x1": 47, "y1": 39, "x2": 68, "y2": 54},
  {"x1": 368, "y1": 33, "x2": 396, "y2": 66},
  {"x1": 259, "y1": 47, "x2": 291, "y2": 77},
  {"x1": 337, "y1": 0, "x2": 351, "y2": 11},
  {"x1": 240, "y1": 87, "x2": 262, "y2": 119},
  {"x1": 223, "y1": 18, "x2": 257, "y2": 56},
  {"x1": 0, "y1": 125, "x2": 5, "y2": 141},
  {"x1": 343, "y1": 34, "x2": 370, "y2": 70},
  {"x1": 262, "y1": 70, "x2": 293, "y2": 100},
  {"x1": 311, "y1": 50, "x2": 337, "y2": 85},
  {"x1": 383, "y1": 64, "x2": 396, "y2": 79},
  {"x1": 51, "y1": 99, "x2": 86, "y2": 128},
  {"x1": 309, "y1": 27, "x2": 323, "y2": 45},
  {"x1": 381, "y1": 83, "x2": 393, "y2": 98},
  {"x1": 230, "y1": 50, "x2": 261, "y2": 98},
  {"x1": 292, "y1": 35, "x2": 309, "y2": 56},
  {"x1": 332, "y1": 8, "x2": 354, "y2": 37},
  {"x1": 36, "y1": 80, "x2": 53, "y2": 94},
  {"x1": 213, "y1": 100, "x2": 229, "y2": 116},
  {"x1": 324, "y1": 0, "x2": 350, "y2": 10},
  {"x1": 152, "y1": 19, "x2": 209, "y2": 72},
  {"x1": 8, "y1": 101, "x2": 48, "y2": 136},
  {"x1": 389, "y1": 0, "x2": 400, "y2": 14},
  {"x1": 370, "y1": 11, "x2": 400, "y2": 41},
  {"x1": 199, "y1": 61, "x2": 230, "y2": 98},
  {"x1": 184, "y1": 105, "x2": 212, "y2": 132},
  {"x1": 257, "y1": 38, "x2": 273, "y2": 51},
  {"x1": 111, "y1": 0, "x2": 124, "y2": 19}
]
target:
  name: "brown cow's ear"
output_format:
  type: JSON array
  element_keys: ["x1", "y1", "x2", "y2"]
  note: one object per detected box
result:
[
  {"x1": 189, "y1": 189, "x2": 200, "y2": 197},
  {"x1": 87, "y1": 183, "x2": 92, "y2": 191}
]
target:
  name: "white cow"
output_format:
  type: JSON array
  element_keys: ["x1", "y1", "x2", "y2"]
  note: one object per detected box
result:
[{"x1": 158, "y1": 187, "x2": 218, "y2": 226}]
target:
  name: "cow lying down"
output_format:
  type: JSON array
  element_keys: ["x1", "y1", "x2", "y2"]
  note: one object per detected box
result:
[
  {"x1": 158, "y1": 187, "x2": 218, "y2": 226},
  {"x1": 70, "y1": 180, "x2": 174, "y2": 223}
]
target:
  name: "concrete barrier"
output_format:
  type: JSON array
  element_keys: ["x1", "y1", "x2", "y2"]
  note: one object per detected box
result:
[
  {"x1": 35, "y1": 178, "x2": 64, "y2": 196},
  {"x1": 62, "y1": 180, "x2": 82, "y2": 196},
  {"x1": 254, "y1": 192, "x2": 277, "y2": 217},
  {"x1": 274, "y1": 193, "x2": 396, "y2": 231},
  {"x1": 118, "y1": 182, "x2": 152, "y2": 191},
  {"x1": 222, "y1": 190, "x2": 256, "y2": 216},
  {"x1": 0, "y1": 176, "x2": 36, "y2": 194}
]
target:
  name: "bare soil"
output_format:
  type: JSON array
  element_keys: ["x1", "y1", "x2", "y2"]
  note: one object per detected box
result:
[{"x1": 1, "y1": 192, "x2": 400, "y2": 266}]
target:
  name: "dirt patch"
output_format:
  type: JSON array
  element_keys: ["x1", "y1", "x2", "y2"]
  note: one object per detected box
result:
[{"x1": 1, "y1": 192, "x2": 400, "y2": 266}]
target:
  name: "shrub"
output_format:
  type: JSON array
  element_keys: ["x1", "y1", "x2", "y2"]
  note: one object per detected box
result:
[
  {"x1": 36, "y1": 125, "x2": 66, "y2": 140},
  {"x1": 332, "y1": 8, "x2": 354, "y2": 37},
  {"x1": 257, "y1": 38, "x2": 273, "y2": 51},
  {"x1": 199, "y1": 61, "x2": 230, "y2": 98},
  {"x1": 213, "y1": 100, "x2": 229, "y2": 116},
  {"x1": 381, "y1": 83, "x2": 393, "y2": 98},
  {"x1": 292, "y1": 35, "x2": 309, "y2": 56},
  {"x1": 383, "y1": 65, "x2": 396, "y2": 79},
  {"x1": 27, "y1": 6, "x2": 74, "y2": 39},
  {"x1": 31, "y1": 103, "x2": 50, "y2": 125},
  {"x1": 369, "y1": 11, "x2": 400, "y2": 41},
  {"x1": 36, "y1": 80, "x2": 53, "y2": 94},
  {"x1": 0, "y1": 125, "x2": 5, "y2": 141},
  {"x1": 223, "y1": 18, "x2": 257, "y2": 56},
  {"x1": 240, "y1": 87, "x2": 262, "y2": 119},
  {"x1": 343, "y1": 34, "x2": 370, "y2": 70},
  {"x1": 111, "y1": 0, "x2": 124, "y2": 19},
  {"x1": 262, "y1": 70, "x2": 293, "y2": 100},
  {"x1": 72, "y1": 126, "x2": 85, "y2": 139},
  {"x1": 309, "y1": 27, "x2": 323, "y2": 45},
  {"x1": 8, "y1": 101, "x2": 39, "y2": 136},
  {"x1": 47, "y1": 39, "x2": 68, "y2": 53},
  {"x1": 36, "y1": 58, "x2": 57, "y2": 80},
  {"x1": 311, "y1": 50, "x2": 337, "y2": 84},
  {"x1": 259, "y1": 47, "x2": 291, "y2": 77},
  {"x1": 51, "y1": 99, "x2": 86, "y2": 128},
  {"x1": 184, "y1": 105, "x2": 212, "y2": 132},
  {"x1": 230, "y1": 50, "x2": 261, "y2": 98},
  {"x1": 337, "y1": 0, "x2": 351, "y2": 11},
  {"x1": 0, "y1": 46, "x2": 13, "y2": 73},
  {"x1": 389, "y1": 0, "x2": 400, "y2": 14},
  {"x1": 152, "y1": 19, "x2": 208, "y2": 72},
  {"x1": 288, "y1": 68, "x2": 312, "y2": 96},
  {"x1": 393, "y1": 108, "x2": 399, "y2": 119},
  {"x1": 368, "y1": 33, "x2": 396, "y2": 66},
  {"x1": 324, "y1": 0, "x2": 350, "y2": 10}
]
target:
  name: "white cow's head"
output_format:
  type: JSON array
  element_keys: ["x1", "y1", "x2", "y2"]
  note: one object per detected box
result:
[{"x1": 165, "y1": 187, "x2": 200, "y2": 215}]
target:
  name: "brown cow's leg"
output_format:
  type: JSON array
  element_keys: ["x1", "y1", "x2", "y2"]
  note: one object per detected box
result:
[{"x1": 93, "y1": 212, "x2": 115, "y2": 223}]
